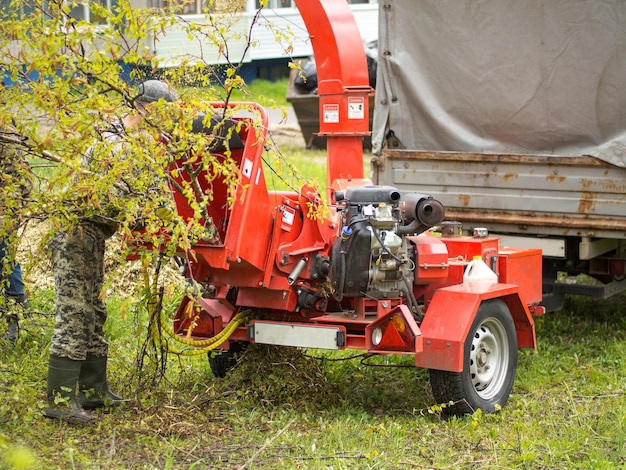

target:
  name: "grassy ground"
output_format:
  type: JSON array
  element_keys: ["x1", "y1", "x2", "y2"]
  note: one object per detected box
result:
[
  {"x1": 1, "y1": 290, "x2": 625, "y2": 469},
  {"x1": 228, "y1": 77, "x2": 290, "y2": 109}
]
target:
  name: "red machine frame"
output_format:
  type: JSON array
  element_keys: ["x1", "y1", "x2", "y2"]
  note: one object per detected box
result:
[{"x1": 142, "y1": 0, "x2": 544, "y2": 415}]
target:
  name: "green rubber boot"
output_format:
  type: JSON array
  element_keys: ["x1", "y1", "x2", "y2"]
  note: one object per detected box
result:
[
  {"x1": 43, "y1": 355, "x2": 94, "y2": 424},
  {"x1": 78, "y1": 354, "x2": 128, "y2": 410}
]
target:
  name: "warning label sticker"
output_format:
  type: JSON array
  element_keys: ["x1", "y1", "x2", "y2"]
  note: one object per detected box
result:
[
  {"x1": 281, "y1": 206, "x2": 296, "y2": 231},
  {"x1": 323, "y1": 104, "x2": 340, "y2": 123},
  {"x1": 348, "y1": 97, "x2": 365, "y2": 119}
]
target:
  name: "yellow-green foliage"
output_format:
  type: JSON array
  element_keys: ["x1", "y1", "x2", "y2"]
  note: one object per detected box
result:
[{"x1": 0, "y1": 0, "x2": 307, "y2": 275}]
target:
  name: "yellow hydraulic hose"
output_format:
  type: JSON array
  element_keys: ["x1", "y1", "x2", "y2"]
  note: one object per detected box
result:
[{"x1": 142, "y1": 256, "x2": 250, "y2": 357}]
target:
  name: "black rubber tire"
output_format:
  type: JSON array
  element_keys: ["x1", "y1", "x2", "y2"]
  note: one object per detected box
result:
[
  {"x1": 208, "y1": 341, "x2": 247, "y2": 378},
  {"x1": 429, "y1": 299, "x2": 518, "y2": 416}
]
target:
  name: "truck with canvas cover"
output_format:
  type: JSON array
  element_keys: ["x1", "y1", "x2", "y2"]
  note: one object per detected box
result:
[{"x1": 371, "y1": 0, "x2": 626, "y2": 312}]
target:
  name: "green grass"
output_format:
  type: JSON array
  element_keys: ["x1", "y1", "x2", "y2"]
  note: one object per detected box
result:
[
  {"x1": 202, "y1": 77, "x2": 290, "y2": 110},
  {"x1": 237, "y1": 77, "x2": 291, "y2": 108},
  {"x1": 1, "y1": 284, "x2": 625, "y2": 468},
  {"x1": 178, "y1": 76, "x2": 290, "y2": 107},
  {"x1": 263, "y1": 146, "x2": 327, "y2": 192}
]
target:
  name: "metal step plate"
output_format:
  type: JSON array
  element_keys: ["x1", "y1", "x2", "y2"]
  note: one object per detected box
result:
[{"x1": 248, "y1": 321, "x2": 346, "y2": 349}]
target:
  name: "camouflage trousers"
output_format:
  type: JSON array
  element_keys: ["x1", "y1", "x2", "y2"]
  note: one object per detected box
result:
[{"x1": 49, "y1": 222, "x2": 113, "y2": 361}]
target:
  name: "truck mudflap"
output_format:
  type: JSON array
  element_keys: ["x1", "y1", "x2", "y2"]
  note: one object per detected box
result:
[{"x1": 415, "y1": 283, "x2": 536, "y2": 372}]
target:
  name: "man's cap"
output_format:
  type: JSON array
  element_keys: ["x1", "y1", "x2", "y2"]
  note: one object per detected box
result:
[{"x1": 136, "y1": 80, "x2": 177, "y2": 103}]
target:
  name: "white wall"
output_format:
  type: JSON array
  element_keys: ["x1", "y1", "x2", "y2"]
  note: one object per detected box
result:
[{"x1": 152, "y1": 2, "x2": 377, "y2": 67}]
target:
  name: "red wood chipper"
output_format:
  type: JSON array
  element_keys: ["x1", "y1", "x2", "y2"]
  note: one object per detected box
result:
[{"x1": 148, "y1": 0, "x2": 544, "y2": 415}]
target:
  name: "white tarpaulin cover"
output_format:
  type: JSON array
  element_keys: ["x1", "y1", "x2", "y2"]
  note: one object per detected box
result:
[{"x1": 372, "y1": 0, "x2": 626, "y2": 167}]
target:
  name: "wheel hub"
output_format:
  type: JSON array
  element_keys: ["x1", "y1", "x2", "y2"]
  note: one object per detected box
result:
[{"x1": 475, "y1": 343, "x2": 491, "y2": 372}]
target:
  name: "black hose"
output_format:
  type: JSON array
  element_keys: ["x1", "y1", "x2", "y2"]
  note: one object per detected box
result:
[
  {"x1": 402, "y1": 274, "x2": 423, "y2": 323},
  {"x1": 334, "y1": 249, "x2": 346, "y2": 302}
]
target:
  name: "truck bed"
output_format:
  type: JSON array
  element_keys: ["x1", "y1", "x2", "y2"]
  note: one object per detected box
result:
[{"x1": 374, "y1": 150, "x2": 626, "y2": 240}]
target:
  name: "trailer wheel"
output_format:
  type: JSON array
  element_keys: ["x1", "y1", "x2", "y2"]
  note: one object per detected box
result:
[
  {"x1": 208, "y1": 341, "x2": 247, "y2": 378},
  {"x1": 429, "y1": 299, "x2": 517, "y2": 416}
]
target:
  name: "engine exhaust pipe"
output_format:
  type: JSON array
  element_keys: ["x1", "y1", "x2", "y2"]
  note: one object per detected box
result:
[{"x1": 402, "y1": 193, "x2": 445, "y2": 226}]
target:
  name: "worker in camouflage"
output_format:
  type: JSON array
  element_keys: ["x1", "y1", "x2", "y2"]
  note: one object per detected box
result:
[{"x1": 44, "y1": 80, "x2": 177, "y2": 424}]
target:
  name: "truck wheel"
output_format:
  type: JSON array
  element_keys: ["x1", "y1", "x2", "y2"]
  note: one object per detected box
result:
[
  {"x1": 429, "y1": 299, "x2": 517, "y2": 416},
  {"x1": 208, "y1": 341, "x2": 247, "y2": 378}
]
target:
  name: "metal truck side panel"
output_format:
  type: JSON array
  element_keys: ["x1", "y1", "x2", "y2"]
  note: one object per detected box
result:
[{"x1": 376, "y1": 150, "x2": 626, "y2": 239}]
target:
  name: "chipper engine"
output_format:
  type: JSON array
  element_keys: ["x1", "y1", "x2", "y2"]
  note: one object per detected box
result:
[{"x1": 146, "y1": 0, "x2": 544, "y2": 415}]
